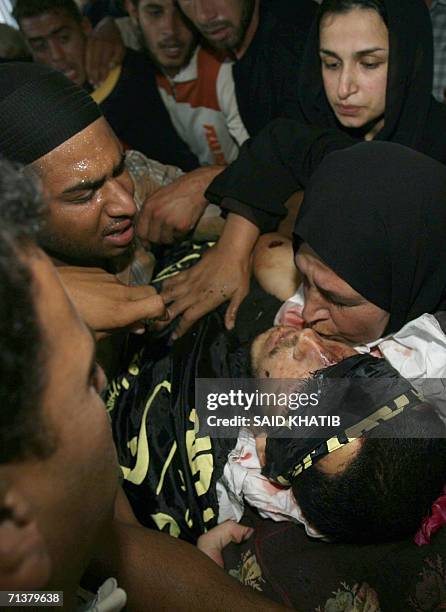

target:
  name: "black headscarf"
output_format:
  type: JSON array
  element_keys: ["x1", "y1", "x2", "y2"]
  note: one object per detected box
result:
[
  {"x1": 0, "y1": 62, "x2": 101, "y2": 165},
  {"x1": 294, "y1": 141, "x2": 446, "y2": 335},
  {"x1": 299, "y1": 0, "x2": 444, "y2": 154},
  {"x1": 206, "y1": 0, "x2": 446, "y2": 231}
]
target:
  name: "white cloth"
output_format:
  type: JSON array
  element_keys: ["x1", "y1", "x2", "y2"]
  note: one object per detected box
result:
[
  {"x1": 274, "y1": 284, "x2": 305, "y2": 327},
  {"x1": 216, "y1": 428, "x2": 324, "y2": 539},
  {"x1": 379, "y1": 314, "x2": 446, "y2": 418},
  {"x1": 78, "y1": 578, "x2": 127, "y2": 612}
]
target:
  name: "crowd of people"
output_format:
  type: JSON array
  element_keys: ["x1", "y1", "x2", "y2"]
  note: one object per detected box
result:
[{"x1": 1, "y1": 0, "x2": 446, "y2": 610}]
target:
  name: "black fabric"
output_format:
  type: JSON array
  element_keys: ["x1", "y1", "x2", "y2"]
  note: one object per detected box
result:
[
  {"x1": 263, "y1": 354, "x2": 421, "y2": 486},
  {"x1": 206, "y1": 120, "x2": 352, "y2": 232},
  {"x1": 299, "y1": 0, "x2": 438, "y2": 150},
  {"x1": 232, "y1": 0, "x2": 317, "y2": 138},
  {"x1": 83, "y1": 0, "x2": 127, "y2": 27},
  {"x1": 435, "y1": 311, "x2": 446, "y2": 334},
  {"x1": 233, "y1": 278, "x2": 282, "y2": 345},
  {"x1": 293, "y1": 141, "x2": 446, "y2": 335},
  {"x1": 106, "y1": 310, "x2": 239, "y2": 543},
  {"x1": 100, "y1": 50, "x2": 199, "y2": 171},
  {"x1": 207, "y1": 0, "x2": 446, "y2": 232},
  {"x1": 0, "y1": 62, "x2": 101, "y2": 165}
]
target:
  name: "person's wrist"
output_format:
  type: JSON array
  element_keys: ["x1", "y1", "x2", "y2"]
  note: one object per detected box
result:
[{"x1": 218, "y1": 214, "x2": 259, "y2": 254}]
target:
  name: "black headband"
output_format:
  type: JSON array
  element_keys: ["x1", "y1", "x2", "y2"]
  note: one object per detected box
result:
[
  {"x1": 0, "y1": 62, "x2": 101, "y2": 165},
  {"x1": 262, "y1": 354, "x2": 423, "y2": 486}
]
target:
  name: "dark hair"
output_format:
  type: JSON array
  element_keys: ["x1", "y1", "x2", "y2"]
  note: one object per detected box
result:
[
  {"x1": 292, "y1": 404, "x2": 446, "y2": 544},
  {"x1": 13, "y1": 0, "x2": 82, "y2": 24},
  {"x1": 319, "y1": 0, "x2": 388, "y2": 28},
  {"x1": 0, "y1": 157, "x2": 50, "y2": 463}
]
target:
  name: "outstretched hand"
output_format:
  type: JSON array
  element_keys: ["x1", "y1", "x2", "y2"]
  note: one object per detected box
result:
[{"x1": 57, "y1": 266, "x2": 166, "y2": 338}]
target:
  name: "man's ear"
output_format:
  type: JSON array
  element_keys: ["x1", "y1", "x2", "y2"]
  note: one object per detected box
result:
[
  {"x1": 81, "y1": 16, "x2": 93, "y2": 36},
  {"x1": 0, "y1": 482, "x2": 51, "y2": 590}
]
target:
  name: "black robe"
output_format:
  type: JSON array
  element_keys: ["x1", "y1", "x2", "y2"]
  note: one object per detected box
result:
[
  {"x1": 293, "y1": 141, "x2": 446, "y2": 335},
  {"x1": 232, "y1": 0, "x2": 317, "y2": 137}
]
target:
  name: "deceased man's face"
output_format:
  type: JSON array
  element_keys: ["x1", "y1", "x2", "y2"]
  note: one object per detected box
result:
[{"x1": 250, "y1": 326, "x2": 356, "y2": 379}]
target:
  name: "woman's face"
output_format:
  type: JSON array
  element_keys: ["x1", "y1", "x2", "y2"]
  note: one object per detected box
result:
[
  {"x1": 295, "y1": 244, "x2": 390, "y2": 345},
  {"x1": 319, "y1": 7, "x2": 389, "y2": 139}
]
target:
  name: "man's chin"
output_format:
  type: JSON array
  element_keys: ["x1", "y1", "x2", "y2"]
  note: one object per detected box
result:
[
  {"x1": 208, "y1": 35, "x2": 238, "y2": 52},
  {"x1": 148, "y1": 41, "x2": 197, "y2": 75}
]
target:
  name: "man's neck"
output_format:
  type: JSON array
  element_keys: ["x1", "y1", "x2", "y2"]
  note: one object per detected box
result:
[{"x1": 235, "y1": 0, "x2": 260, "y2": 60}]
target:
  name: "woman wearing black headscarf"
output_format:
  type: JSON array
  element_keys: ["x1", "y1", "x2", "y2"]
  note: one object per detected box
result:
[
  {"x1": 255, "y1": 139, "x2": 446, "y2": 423},
  {"x1": 299, "y1": 0, "x2": 443, "y2": 152},
  {"x1": 292, "y1": 141, "x2": 446, "y2": 340},
  {"x1": 161, "y1": 0, "x2": 446, "y2": 337},
  {"x1": 205, "y1": 0, "x2": 446, "y2": 228}
]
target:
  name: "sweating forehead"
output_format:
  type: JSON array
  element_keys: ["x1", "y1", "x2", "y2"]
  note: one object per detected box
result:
[
  {"x1": 33, "y1": 117, "x2": 121, "y2": 186},
  {"x1": 139, "y1": 0, "x2": 175, "y2": 7}
]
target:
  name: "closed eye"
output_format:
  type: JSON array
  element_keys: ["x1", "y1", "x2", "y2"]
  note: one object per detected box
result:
[
  {"x1": 322, "y1": 60, "x2": 340, "y2": 70},
  {"x1": 65, "y1": 190, "x2": 96, "y2": 204},
  {"x1": 361, "y1": 61, "x2": 382, "y2": 69}
]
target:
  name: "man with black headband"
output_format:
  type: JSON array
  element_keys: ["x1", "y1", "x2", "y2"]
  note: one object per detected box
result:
[{"x1": 0, "y1": 60, "x2": 169, "y2": 336}]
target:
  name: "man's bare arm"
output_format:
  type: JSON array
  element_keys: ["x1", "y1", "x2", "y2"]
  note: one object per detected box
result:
[
  {"x1": 253, "y1": 234, "x2": 300, "y2": 301},
  {"x1": 88, "y1": 489, "x2": 290, "y2": 611}
]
